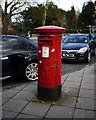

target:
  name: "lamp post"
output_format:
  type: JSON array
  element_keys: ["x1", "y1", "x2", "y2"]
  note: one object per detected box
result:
[{"x1": 87, "y1": 25, "x2": 92, "y2": 34}]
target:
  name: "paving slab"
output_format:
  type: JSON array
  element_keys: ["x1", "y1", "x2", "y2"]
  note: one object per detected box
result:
[
  {"x1": 83, "y1": 75, "x2": 94, "y2": 80},
  {"x1": 2, "y1": 110, "x2": 18, "y2": 119},
  {"x1": 22, "y1": 84, "x2": 37, "y2": 93},
  {"x1": 63, "y1": 81, "x2": 80, "y2": 89},
  {"x1": 12, "y1": 83, "x2": 28, "y2": 90},
  {"x1": 66, "y1": 76, "x2": 82, "y2": 83},
  {"x1": 21, "y1": 102, "x2": 51, "y2": 117},
  {"x1": 73, "y1": 109, "x2": 94, "y2": 118},
  {"x1": 82, "y1": 79, "x2": 94, "y2": 84},
  {"x1": 68, "y1": 73, "x2": 83, "y2": 78},
  {"x1": 2, "y1": 89, "x2": 19, "y2": 98},
  {"x1": 13, "y1": 90, "x2": 34, "y2": 101},
  {"x1": 79, "y1": 89, "x2": 94, "y2": 99},
  {"x1": 2, "y1": 97, "x2": 10, "y2": 105},
  {"x1": 81, "y1": 82, "x2": 94, "y2": 90},
  {"x1": 2, "y1": 99, "x2": 28, "y2": 113},
  {"x1": 16, "y1": 113, "x2": 42, "y2": 119},
  {"x1": 45, "y1": 105, "x2": 74, "y2": 118},
  {"x1": 54, "y1": 94, "x2": 77, "y2": 108},
  {"x1": 68, "y1": 69, "x2": 84, "y2": 76},
  {"x1": 61, "y1": 74, "x2": 68, "y2": 84},
  {"x1": 62, "y1": 87, "x2": 79, "y2": 97},
  {"x1": 76, "y1": 98, "x2": 94, "y2": 110}
]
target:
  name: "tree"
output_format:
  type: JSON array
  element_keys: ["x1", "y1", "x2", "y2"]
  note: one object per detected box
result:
[
  {"x1": 82, "y1": 2, "x2": 86, "y2": 11},
  {"x1": 66, "y1": 6, "x2": 77, "y2": 29},
  {"x1": 21, "y1": 1, "x2": 66, "y2": 33},
  {"x1": 42, "y1": 0, "x2": 61, "y2": 26},
  {"x1": 77, "y1": 1, "x2": 95, "y2": 29},
  {"x1": 1, "y1": 0, "x2": 34, "y2": 34},
  {"x1": 46, "y1": 2, "x2": 63, "y2": 26},
  {"x1": 21, "y1": 4, "x2": 44, "y2": 33},
  {"x1": 43, "y1": 0, "x2": 49, "y2": 26}
]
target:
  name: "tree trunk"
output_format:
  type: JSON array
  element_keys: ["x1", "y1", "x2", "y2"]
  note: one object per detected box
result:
[
  {"x1": 43, "y1": 7, "x2": 47, "y2": 26},
  {"x1": 42, "y1": 0, "x2": 49, "y2": 26}
]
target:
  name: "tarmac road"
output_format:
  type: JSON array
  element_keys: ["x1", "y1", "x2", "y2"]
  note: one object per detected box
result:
[
  {"x1": 61, "y1": 55, "x2": 96, "y2": 75},
  {"x1": 2, "y1": 55, "x2": 96, "y2": 89}
]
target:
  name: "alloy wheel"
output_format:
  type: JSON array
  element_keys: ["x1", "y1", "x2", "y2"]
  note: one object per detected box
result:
[{"x1": 25, "y1": 63, "x2": 38, "y2": 81}]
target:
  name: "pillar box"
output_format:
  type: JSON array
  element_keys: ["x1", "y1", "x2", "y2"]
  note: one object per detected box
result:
[{"x1": 34, "y1": 26, "x2": 66, "y2": 101}]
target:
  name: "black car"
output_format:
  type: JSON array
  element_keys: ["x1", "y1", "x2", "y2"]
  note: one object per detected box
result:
[
  {"x1": 62, "y1": 34, "x2": 95, "y2": 62},
  {"x1": 0, "y1": 35, "x2": 38, "y2": 81}
]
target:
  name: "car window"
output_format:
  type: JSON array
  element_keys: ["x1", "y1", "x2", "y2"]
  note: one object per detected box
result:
[
  {"x1": 64, "y1": 35, "x2": 88, "y2": 43},
  {"x1": 0, "y1": 37, "x2": 2, "y2": 58},
  {"x1": 18, "y1": 39, "x2": 28, "y2": 50},
  {"x1": 2, "y1": 37, "x2": 18, "y2": 52},
  {"x1": 28, "y1": 43, "x2": 36, "y2": 50}
]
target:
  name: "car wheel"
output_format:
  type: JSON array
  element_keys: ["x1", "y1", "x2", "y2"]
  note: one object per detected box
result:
[
  {"x1": 86, "y1": 52, "x2": 91, "y2": 63},
  {"x1": 25, "y1": 62, "x2": 38, "y2": 81}
]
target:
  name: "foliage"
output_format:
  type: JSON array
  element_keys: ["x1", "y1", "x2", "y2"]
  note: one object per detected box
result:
[
  {"x1": 66, "y1": 6, "x2": 77, "y2": 29},
  {"x1": 1, "y1": 0, "x2": 96, "y2": 34},
  {"x1": 77, "y1": 1, "x2": 95, "y2": 29},
  {"x1": 1, "y1": 0, "x2": 34, "y2": 34},
  {"x1": 21, "y1": 4, "x2": 44, "y2": 33},
  {"x1": 21, "y1": 2, "x2": 66, "y2": 33},
  {"x1": 46, "y1": 2, "x2": 63, "y2": 26},
  {"x1": 21, "y1": 2, "x2": 80, "y2": 33}
]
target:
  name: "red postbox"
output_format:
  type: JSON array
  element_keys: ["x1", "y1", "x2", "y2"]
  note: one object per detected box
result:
[{"x1": 34, "y1": 26, "x2": 66, "y2": 101}]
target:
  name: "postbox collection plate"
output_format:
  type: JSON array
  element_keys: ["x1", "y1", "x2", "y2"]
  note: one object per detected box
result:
[{"x1": 42, "y1": 46, "x2": 49, "y2": 58}]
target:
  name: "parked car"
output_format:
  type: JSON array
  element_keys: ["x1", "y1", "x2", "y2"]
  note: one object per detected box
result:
[
  {"x1": 0, "y1": 35, "x2": 38, "y2": 81},
  {"x1": 91, "y1": 34, "x2": 96, "y2": 48},
  {"x1": 62, "y1": 34, "x2": 95, "y2": 62}
]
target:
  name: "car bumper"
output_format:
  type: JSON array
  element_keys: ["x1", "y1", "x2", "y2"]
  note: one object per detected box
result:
[{"x1": 61, "y1": 52, "x2": 88, "y2": 61}]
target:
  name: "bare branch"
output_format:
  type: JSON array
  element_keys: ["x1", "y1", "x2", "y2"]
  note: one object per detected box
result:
[
  {"x1": 7, "y1": 1, "x2": 13, "y2": 8},
  {"x1": 5, "y1": 0, "x2": 7, "y2": 14},
  {"x1": 10, "y1": 1, "x2": 19, "y2": 13},
  {"x1": 11, "y1": 11, "x2": 23, "y2": 17},
  {"x1": 10, "y1": 3, "x2": 25, "y2": 14}
]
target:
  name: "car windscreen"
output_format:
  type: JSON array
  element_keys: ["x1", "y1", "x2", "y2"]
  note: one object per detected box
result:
[{"x1": 64, "y1": 35, "x2": 88, "y2": 43}]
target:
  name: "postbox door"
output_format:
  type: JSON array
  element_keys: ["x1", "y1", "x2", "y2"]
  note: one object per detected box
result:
[{"x1": 38, "y1": 38, "x2": 61, "y2": 87}]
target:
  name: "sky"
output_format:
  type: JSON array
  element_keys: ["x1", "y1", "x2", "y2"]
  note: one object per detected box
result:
[
  {"x1": 1, "y1": 0, "x2": 96, "y2": 12},
  {"x1": 35, "y1": 0, "x2": 96, "y2": 11}
]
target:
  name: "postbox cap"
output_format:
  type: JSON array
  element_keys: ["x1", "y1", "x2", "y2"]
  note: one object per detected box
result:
[{"x1": 34, "y1": 26, "x2": 66, "y2": 33}]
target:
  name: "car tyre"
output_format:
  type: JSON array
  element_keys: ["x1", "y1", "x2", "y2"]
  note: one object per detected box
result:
[
  {"x1": 86, "y1": 52, "x2": 91, "y2": 63},
  {"x1": 24, "y1": 62, "x2": 38, "y2": 81}
]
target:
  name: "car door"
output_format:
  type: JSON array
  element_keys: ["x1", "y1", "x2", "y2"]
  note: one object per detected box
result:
[
  {"x1": 1, "y1": 36, "x2": 18, "y2": 77},
  {"x1": 2, "y1": 36, "x2": 30, "y2": 78},
  {"x1": 8, "y1": 37, "x2": 29, "y2": 77},
  {"x1": 27, "y1": 42, "x2": 38, "y2": 61}
]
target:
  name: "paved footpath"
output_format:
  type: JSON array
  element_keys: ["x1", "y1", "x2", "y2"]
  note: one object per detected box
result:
[{"x1": 0, "y1": 63, "x2": 96, "y2": 119}]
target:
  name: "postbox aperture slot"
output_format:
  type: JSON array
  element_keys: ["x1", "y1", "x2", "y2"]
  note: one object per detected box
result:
[{"x1": 39, "y1": 40, "x2": 53, "y2": 45}]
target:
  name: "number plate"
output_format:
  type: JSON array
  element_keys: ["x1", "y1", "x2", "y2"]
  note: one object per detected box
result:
[{"x1": 63, "y1": 54, "x2": 74, "y2": 57}]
